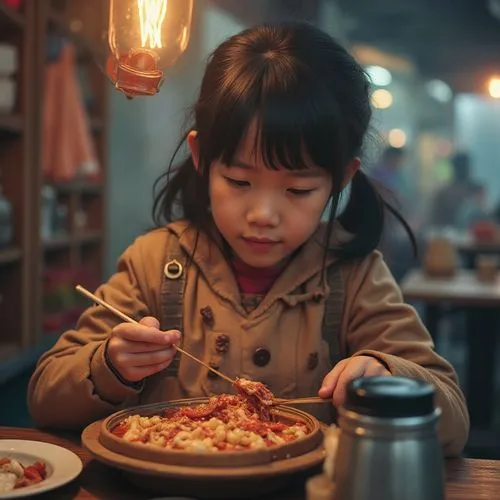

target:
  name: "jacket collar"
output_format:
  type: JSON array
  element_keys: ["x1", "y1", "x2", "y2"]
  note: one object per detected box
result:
[{"x1": 167, "y1": 219, "x2": 352, "y2": 316}]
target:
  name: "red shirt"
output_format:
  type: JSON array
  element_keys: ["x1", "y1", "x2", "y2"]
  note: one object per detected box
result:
[{"x1": 232, "y1": 258, "x2": 282, "y2": 294}]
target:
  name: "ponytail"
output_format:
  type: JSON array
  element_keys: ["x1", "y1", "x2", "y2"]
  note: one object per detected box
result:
[
  {"x1": 152, "y1": 132, "x2": 211, "y2": 229},
  {"x1": 335, "y1": 171, "x2": 417, "y2": 259}
]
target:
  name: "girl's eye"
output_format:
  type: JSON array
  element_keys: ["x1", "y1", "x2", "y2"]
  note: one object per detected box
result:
[
  {"x1": 288, "y1": 188, "x2": 316, "y2": 196},
  {"x1": 225, "y1": 177, "x2": 250, "y2": 188}
]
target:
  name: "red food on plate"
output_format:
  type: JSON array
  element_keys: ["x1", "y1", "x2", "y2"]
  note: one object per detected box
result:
[
  {"x1": 0, "y1": 457, "x2": 47, "y2": 492},
  {"x1": 111, "y1": 393, "x2": 308, "y2": 452}
]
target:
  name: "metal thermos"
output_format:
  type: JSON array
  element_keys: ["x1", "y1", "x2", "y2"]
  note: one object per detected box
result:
[{"x1": 334, "y1": 376, "x2": 445, "y2": 500}]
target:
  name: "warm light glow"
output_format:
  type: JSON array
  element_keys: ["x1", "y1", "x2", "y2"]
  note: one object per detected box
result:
[
  {"x1": 180, "y1": 25, "x2": 189, "y2": 52},
  {"x1": 489, "y1": 77, "x2": 500, "y2": 99},
  {"x1": 138, "y1": 0, "x2": 168, "y2": 49},
  {"x1": 388, "y1": 128, "x2": 407, "y2": 148},
  {"x1": 372, "y1": 89, "x2": 393, "y2": 109},
  {"x1": 106, "y1": 0, "x2": 193, "y2": 96}
]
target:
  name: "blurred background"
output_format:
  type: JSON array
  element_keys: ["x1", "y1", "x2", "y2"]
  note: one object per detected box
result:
[{"x1": 1, "y1": 0, "x2": 500, "y2": 459}]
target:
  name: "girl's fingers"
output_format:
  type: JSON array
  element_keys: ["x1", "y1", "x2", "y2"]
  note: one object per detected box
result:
[
  {"x1": 117, "y1": 339, "x2": 175, "y2": 354},
  {"x1": 107, "y1": 322, "x2": 182, "y2": 383},
  {"x1": 139, "y1": 316, "x2": 160, "y2": 329},
  {"x1": 332, "y1": 360, "x2": 368, "y2": 407},
  {"x1": 114, "y1": 323, "x2": 181, "y2": 345},
  {"x1": 364, "y1": 363, "x2": 391, "y2": 377},
  {"x1": 118, "y1": 360, "x2": 174, "y2": 383},
  {"x1": 318, "y1": 359, "x2": 348, "y2": 398},
  {"x1": 115, "y1": 348, "x2": 177, "y2": 368}
]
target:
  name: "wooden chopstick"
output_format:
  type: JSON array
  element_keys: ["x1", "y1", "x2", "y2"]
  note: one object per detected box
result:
[
  {"x1": 75, "y1": 285, "x2": 236, "y2": 385},
  {"x1": 273, "y1": 397, "x2": 330, "y2": 405}
]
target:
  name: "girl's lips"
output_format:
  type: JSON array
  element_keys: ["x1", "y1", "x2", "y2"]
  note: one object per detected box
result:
[
  {"x1": 243, "y1": 236, "x2": 278, "y2": 243},
  {"x1": 241, "y1": 237, "x2": 280, "y2": 253}
]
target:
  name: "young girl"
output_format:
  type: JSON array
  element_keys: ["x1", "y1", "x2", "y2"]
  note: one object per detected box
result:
[{"x1": 28, "y1": 22, "x2": 468, "y2": 455}]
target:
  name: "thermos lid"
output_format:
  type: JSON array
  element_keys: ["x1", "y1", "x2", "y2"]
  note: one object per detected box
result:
[{"x1": 345, "y1": 376, "x2": 435, "y2": 418}]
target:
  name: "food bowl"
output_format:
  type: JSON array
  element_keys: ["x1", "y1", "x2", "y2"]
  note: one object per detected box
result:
[
  {"x1": 99, "y1": 397, "x2": 323, "y2": 468},
  {"x1": 82, "y1": 397, "x2": 326, "y2": 499}
]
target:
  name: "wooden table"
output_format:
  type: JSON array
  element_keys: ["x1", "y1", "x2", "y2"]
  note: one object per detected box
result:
[
  {"x1": 1, "y1": 427, "x2": 499, "y2": 499},
  {"x1": 400, "y1": 269, "x2": 500, "y2": 307},
  {"x1": 423, "y1": 230, "x2": 500, "y2": 269},
  {"x1": 401, "y1": 269, "x2": 500, "y2": 428}
]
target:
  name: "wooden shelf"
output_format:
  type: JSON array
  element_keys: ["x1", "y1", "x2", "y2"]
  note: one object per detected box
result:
[
  {"x1": 0, "y1": 0, "x2": 108, "y2": 374},
  {"x1": 50, "y1": 179, "x2": 103, "y2": 194},
  {"x1": 0, "y1": 342, "x2": 20, "y2": 363},
  {"x1": 0, "y1": 246, "x2": 22, "y2": 265},
  {"x1": 0, "y1": 2, "x2": 25, "y2": 28},
  {"x1": 0, "y1": 113, "x2": 23, "y2": 134},
  {"x1": 77, "y1": 230, "x2": 102, "y2": 245},
  {"x1": 43, "y1": 231, "x2": 102, "y2": 251},
  {"x1": 43, "y1": 234, "x2": 72, "y2": 251}
]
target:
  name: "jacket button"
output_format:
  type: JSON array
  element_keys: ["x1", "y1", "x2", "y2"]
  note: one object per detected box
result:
[
  {"x1": 253, "y1": 347, "x2": 271, "y2": 367},
  {"x1": 215, "y1": 334, "x2": 230, "y2": 354},
  {"x1": 307, "y1": 352, "x2": 319, "y2": 370},
  {"x1": 200, "y1": 305, "x2": 215, "y2": 327}
]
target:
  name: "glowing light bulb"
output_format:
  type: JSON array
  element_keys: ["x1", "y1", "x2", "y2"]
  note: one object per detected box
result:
[
  {"x1": 138, "y1": 0, "x2": 168, "y2": 49},
  {"x1": 106, "y1": 0, "x2": 193, "y2": 97}
]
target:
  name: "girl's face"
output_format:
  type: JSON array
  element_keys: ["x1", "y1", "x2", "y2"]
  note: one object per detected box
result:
[{"x1": 191, "y1": 122, "x2": 334, "y2": 268}]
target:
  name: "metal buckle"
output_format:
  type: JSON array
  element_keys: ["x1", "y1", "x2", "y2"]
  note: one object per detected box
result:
[{"x1": 164, "y1": 259, "x2": 183, "y2": 280}]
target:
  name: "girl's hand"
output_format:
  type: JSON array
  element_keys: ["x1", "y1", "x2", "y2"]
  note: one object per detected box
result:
[
  {"x1": 106, "y1": 317, "x2": 181, "y2": 383},
  {"x1": 318, "y1": 355, "x2": 391, "y2": 407}
]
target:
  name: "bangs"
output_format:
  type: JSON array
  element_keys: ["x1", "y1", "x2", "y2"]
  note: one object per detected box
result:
[{"x1": 198, "y1": 60, "x2": 346, "y2": 173}]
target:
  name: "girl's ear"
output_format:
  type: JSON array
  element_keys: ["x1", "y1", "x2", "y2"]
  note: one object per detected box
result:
[
  {"x1": 187, "y1": 130, "x2": 200, "y2": 170},
  {"x1": 342, "y1": 157, "x2": 361, "y2": 188}
]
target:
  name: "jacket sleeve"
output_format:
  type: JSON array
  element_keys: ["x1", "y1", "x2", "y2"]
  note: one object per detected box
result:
[
  {"x1": 27, "y1": 238, "x2": 156, "y2": 430},
  {"x1": 341, "y1": 251, "x2": 470, "y2": 457}
]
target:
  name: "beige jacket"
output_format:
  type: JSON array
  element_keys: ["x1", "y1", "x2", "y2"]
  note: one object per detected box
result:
[{"x1": 28, "y1": 221, "x2": 469, "y2": 455}]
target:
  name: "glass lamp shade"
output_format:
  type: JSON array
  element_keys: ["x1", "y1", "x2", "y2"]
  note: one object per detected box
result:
[{"x1": 106, "y1": 0, "x2": 193, "y2": 96}]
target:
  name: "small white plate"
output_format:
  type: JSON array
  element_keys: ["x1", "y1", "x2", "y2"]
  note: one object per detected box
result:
[{"x1": 0, "y1": 440, "x2": 83, "y2": 499}]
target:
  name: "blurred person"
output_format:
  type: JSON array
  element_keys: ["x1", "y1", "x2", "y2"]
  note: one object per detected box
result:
[
  {"x1": 371, "y1": 146, "x2": 415, "y2": 281},
  {"x1": 428, "y1": 152, "x2": 475, "y2": 228},
  {"x1": 371, "y1": 146, "x2": 407, "y2": 204},
  {"x1": 457, "y1": 183, "x2": 491, "y2": 229}
]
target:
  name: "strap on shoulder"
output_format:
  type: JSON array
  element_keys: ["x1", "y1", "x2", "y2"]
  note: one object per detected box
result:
[
  {"x1": 321, "y1": 263, "x2": 345, "y2": 423},
  {"x1": 322, "y1": 263, "x2": 345, "y2": 366},
  {"x1": 160, "y1": 230, "x2": 188, "y2": 377}
]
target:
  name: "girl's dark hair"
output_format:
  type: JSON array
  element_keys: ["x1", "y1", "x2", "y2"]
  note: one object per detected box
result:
[{"x1": 153, "y1": 22, "x2": 415, "y2": 260}]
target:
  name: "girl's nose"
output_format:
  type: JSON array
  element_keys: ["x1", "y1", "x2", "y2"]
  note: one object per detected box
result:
[{"x1": 246, "y1": 197, "x2": 280, "y2": 227}]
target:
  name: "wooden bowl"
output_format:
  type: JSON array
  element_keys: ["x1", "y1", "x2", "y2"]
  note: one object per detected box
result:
[
  {"x1": 98, "y1": 397, "x2": 323, "y2": 468},
  {"x1": 82, "y1": 416, "x2": 326, "y2": 499}
]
